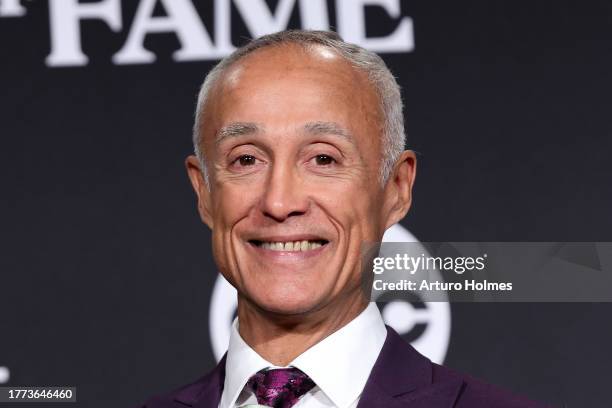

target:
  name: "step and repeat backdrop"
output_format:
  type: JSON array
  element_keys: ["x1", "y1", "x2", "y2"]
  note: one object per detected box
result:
[{"x1": 1, "y1": 1, "x2": 611, "y2": 407}]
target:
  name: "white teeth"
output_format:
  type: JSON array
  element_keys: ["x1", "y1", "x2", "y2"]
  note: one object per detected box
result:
[{"x1": 258, "y1": 240, "x2": 325, "y2": 251}]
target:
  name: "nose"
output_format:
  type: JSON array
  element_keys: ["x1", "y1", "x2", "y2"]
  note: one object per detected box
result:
[{"x1": 260, "y1": 162, "x2": 309, "y2": 222}]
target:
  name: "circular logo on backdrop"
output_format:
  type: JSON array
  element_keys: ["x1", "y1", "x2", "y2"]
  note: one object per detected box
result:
[
  {"x1": 0, "y1": 366, "x2": 9, "y2": 384},
  {"x1": 209, "y1": 224, "x2": 452, "y2": 364}
]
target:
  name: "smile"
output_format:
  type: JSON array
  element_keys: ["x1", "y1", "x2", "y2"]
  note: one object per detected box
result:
[{"x1": 250, "y1": 240, "x2": 328, "y2": 252}]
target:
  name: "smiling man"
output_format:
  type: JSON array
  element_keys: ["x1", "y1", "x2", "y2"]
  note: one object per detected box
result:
[{"x1": 141, "y1": 30, "x2": 548, "y2": 408}]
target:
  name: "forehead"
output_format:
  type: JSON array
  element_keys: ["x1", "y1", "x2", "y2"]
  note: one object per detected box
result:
[{"x1": 200, "y1": 44, "x2": 383, "y2": 141}]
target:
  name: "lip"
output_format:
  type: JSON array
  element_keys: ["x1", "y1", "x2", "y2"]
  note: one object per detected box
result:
[{"x1": 245, "y1": 234, "x2": 329, "y2": 243}]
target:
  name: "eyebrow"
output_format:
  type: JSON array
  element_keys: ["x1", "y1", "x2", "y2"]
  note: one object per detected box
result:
[
  {"x1": 302, "y1": 121, "x2": 355, "y2": 143},
  {"x1": 214, "y1": 121, "x2": 355, "y2": 144},
  {"x1": 215, "y1": 122, "x2": 261, "y2": 144}
]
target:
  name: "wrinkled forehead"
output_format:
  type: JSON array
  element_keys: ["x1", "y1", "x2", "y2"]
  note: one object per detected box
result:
[{"x1": 199, "y1": 43, "x2": 383, "y2": 137}]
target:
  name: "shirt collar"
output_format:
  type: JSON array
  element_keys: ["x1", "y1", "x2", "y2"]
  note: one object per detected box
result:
[
  {"x1": 290, "y1": 302, "x2": 387, "y2": 408},
  {"x1": 220, "y1": 302, "x2": 387, "y2": 408},
  {"x1": 219, "y1": 318, "x2": 272, "y2": 408}
]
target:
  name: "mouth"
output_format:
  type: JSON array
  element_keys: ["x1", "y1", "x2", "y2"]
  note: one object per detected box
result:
[{"x1": 249, "y1": 239, "x2": 329, "y2": 252}]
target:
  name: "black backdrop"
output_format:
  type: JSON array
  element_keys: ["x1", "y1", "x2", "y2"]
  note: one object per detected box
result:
[{"x1": 1, "y1": 1, "x2": 611, "y2": 407}]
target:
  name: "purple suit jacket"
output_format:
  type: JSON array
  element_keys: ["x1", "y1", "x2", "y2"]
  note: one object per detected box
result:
[{"x1": 140, "y1": 326, "x2": 552, "y2": 408}]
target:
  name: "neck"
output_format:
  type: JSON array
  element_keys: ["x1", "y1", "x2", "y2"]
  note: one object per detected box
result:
[{"x1": 237, "y1": 294, "x2": 369, "y2": 366}]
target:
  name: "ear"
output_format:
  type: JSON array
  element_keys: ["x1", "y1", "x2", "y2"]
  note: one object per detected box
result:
[
  {"x1": 382, "y1": 150, "x2": 417, "y2": 230},
  {"x1": 185, "y1": 155, "x2": 214, "y2": 230}
]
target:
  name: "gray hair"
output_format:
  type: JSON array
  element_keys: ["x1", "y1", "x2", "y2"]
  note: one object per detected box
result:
[{"x1": 192, "y1": 30, "x2": 405, "y2": 185}]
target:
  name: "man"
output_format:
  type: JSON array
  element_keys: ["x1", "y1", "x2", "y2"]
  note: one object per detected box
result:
[{"x1": 141, "y1": 30, "x2": 548, "y2": 408}]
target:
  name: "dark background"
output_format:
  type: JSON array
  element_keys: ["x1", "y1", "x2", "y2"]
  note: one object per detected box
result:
[{"x1": 1, "y1": 1, "x2": 611, "y2": 407}]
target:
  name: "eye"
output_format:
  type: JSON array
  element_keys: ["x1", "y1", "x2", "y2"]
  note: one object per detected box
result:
[
  {"x1": 314, "y1": 154, "x2": 336, "y2": 166},
  {"x1": 235, "y1": 154, "x2": 257, "y2": 166}
]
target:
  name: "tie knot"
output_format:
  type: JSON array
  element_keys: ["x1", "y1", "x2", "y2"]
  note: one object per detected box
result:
[{"x1": 247, "y1": 367, "x2": 315, "y2": 408}]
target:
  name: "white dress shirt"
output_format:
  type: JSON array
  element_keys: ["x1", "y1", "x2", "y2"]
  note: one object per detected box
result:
[{"x1": 218, "y1": 302, "x2": 387, "y2": 408}]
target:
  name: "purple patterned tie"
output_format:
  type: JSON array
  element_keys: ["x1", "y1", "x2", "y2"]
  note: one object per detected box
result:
[{"x1": 246, "y1": 367, "x2": 315, "y2": 408}]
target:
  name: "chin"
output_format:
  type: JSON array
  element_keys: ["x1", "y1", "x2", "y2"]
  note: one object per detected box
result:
[{"x1": 250, "y1": 286, "x2": 327, "y2": 316}]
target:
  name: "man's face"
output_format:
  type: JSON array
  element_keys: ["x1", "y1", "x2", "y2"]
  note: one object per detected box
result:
[{"x1": 189, "y1": 45, "x2": 412, "y2": 316}]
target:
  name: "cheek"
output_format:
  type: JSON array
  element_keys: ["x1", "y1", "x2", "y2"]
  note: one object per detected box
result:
[
  {"x1": 209, "y1": 184, "x2": 257, "y2": 269},
  {"x1": 312, "y1": 180, "x2": 383, "y2": 232},
  {"x1": 212, "y1": 183, "x2": 256, "y2": 226}
]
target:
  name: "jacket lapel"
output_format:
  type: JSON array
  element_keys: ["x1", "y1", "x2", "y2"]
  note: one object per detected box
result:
[
  {"x1": 174, "y1": 354, "x2": 226, "y2": 408},
  {"x1": 358, "y1": 326, "x2": 464, "y2": 408}
]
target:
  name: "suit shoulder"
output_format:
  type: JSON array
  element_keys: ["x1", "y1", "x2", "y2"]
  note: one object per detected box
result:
[
  {"x1": 137, "y1": 355, "x2": 226, "y2": 408},
  {"x1": 432, "y1": 363, "x2": 553, "y2": 408},
  {"x1": 136, "y1": 373, "x2": 211, "y2": 408}
]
